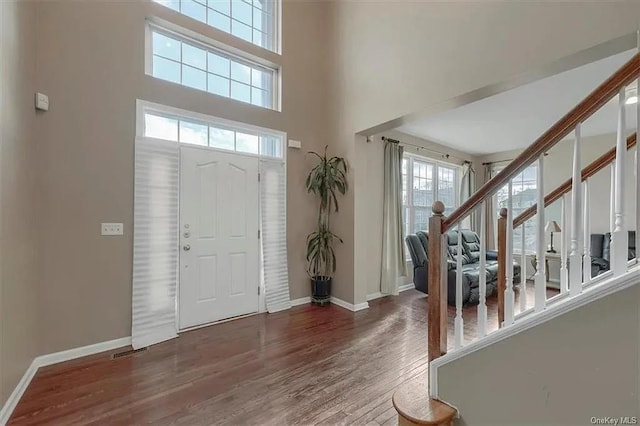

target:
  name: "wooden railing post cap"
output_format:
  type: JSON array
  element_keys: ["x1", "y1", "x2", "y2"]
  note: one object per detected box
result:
[
  {"x1": 432, "y1": 201, "x2": 445, "y2": 216},
  {"x1": 500, "y1": 207, "x2": 508, "y2": 218}
]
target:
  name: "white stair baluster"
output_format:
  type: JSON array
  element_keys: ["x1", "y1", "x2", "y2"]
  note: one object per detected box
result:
[
  {"x1": 560, "y1": 194, "x2": 568, "y2": 293},
  {"x1": 612, "y1": 87, "x2": 628, "y2": 277},
  {"x1": 477, "y1": 202, "x2": 488, "y2": 339},
  {"x1": 519, "y1": 223, "x2": 527, "y2": 313},
  {"x1": 504, "y1": 181, "x2": 514, "y2": 326},
  {"x1": 610, "y1": 163, "x2": 616, "y2": 234},
  {"x1": 455, "y1": 224, "x2": 464, "y2": 349},
  {"x1": 535, "y1": 155, "x2": 546, "y2": 312},
  {"x1": 570, "y1": 124, "x2": 584, "y2": 297},
  {"x1": 583, "y1": 180, "x2": 592, "y2": 283}
]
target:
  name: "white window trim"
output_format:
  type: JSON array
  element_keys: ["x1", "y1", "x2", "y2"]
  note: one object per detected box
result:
[
  {"x1": 136, "y1": 100, "x2": 285, "y2": 161},
  {"x1": 403, "y1": 152, "x2": 462, "y2": 235},
  {"x1": 152, "y1": 0, "x2": 282, "y2": 54},
  {"x1": 144, "y1": 21, "x2": 281, "y2": 111}
]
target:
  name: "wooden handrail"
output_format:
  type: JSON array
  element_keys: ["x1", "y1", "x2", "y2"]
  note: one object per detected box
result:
[
  {"x1": 442, "y1": 52, "x2": 640, "y2": 232},
  {"x1": 513, "y1": 132, "x2": 637, "y2": 228}
]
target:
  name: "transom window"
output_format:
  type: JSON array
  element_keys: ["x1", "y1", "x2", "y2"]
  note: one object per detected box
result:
[
  {"x1": 154, "y1": 0, "x2": 278, "y2": 52},
  {"x1": 143, "y1": 109, "x2": 283, "y2": 158},
  {"x1": 402, "y1": 154, "x2": 460, "y2": 237},
  {"x1": 149, "y1": 27, "x2": 277, "y2": 109}
]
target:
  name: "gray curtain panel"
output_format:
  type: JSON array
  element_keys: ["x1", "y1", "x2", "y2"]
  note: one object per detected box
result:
[
  {"x1": 381, "y1": 142, "x2": 407, "y2": 296},
  {"x1": 460, "y1": 162, "x2": 476, "y2": 231}
]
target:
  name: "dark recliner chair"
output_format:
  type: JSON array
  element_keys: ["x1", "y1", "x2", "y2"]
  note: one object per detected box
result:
[
  {"x1": 406, "y1": 229, "x2": 521, "y2": 306},
  {"x1": 590, "y1": 231, "x2": 636, "y2": 276}
]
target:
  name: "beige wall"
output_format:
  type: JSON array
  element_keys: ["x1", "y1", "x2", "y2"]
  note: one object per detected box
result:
[
  {"x1": 0, "y1": 0, "x2": 40, "y2": 406},
  {"x1": 329, "y1": 1, "x2": 640, "y2": 305},
  {"x1": 35, "y1": 0, "x2": 330, "y2": 354},
  {"x1": 438, "y1": 283, "x2": 640, "y2": 425},
  {"x1": 361, "y1": 130, "x2": 480, "y2": 297}
]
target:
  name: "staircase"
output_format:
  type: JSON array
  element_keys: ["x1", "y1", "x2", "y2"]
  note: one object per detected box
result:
[{"x1": 394, "y1": 51, "x2": 640, "y2": 425}]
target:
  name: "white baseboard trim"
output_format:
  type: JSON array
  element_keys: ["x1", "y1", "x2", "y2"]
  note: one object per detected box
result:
[
  {"x1": 399, "y1": 283, "x2": 416, "y2": 292},
  {"x1": 37, "y1": 337, "x2": 132, "y2": 368},
  {"x1": 366, "y1": 283, "x2": 415, "y2": 302},
  {"x1": 366, "y1": 292, "x2": 383, "y2": 301},
  {"x1": 0, "y1": 360, "x2": 38, "y2": 426},
  {"x1": 0, "y1": 336, "x2": 131, "y2": 425},
  {"x1": 290, "y1": 296, "x2": 311, "y2": 307},
  {"x1": 290, "y1": 296, "x2": 369, "y2": 312},
  {"x1": 429, "y1": 265, "x2": 640, "y2": 399},
  {"x1": 330, "y1": 296, "x2": 369, "y2": 312},
  {"x1": 291, "y1": 296, "x2": 311, "y2": 308}
]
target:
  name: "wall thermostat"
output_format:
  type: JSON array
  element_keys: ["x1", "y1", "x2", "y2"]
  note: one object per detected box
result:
[{"x1": 35, "y1": 92, "x2": 49, "y2": 111}]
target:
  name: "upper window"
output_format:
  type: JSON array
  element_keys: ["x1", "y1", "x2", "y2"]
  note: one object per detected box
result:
[
  {"x1": 494, "y1": 164, "x2": 538, "y2": 252},
  {"x1": 149, "y1": 27, "x2": 277, "y2": 109},
  {"x1": 402, "y1": 154, "x2": 460, "y2": 237},
  {"x1": 142, "y1": 107, "x2": 283, "y2": 158},
  {"x1": 154, "y1": 0, "x2": 278, "y2": 52}
]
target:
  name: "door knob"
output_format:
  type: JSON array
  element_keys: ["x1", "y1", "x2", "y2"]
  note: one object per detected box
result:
[{"x1": 183, "y1": 244, "x2": 191, "y2": 251}]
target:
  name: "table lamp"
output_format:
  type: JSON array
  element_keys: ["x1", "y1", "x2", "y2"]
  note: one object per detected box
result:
[{"x1": 545, "y1": 220, "x2": 561, "y2": 253}]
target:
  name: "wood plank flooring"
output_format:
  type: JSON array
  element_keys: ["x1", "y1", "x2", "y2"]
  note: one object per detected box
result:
[{"x1": 10, "y1": 286, "x2": 557, "y2": 425}]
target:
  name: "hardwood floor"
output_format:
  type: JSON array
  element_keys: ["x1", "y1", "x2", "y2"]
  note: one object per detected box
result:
[{"x1": 10, "y1": 286, "x2": 557, "y2": 425}]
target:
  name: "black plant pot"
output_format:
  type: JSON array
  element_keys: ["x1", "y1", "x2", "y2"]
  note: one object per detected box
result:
[{"x1": 311, "y1": 276, "x2": 332, "y2": 306}]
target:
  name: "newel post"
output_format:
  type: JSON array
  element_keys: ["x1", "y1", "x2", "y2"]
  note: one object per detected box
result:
[
  {"x1": 428, "y1": 201, "x2": 447, "y2": 362},
  {"x1": 497, "y1": 208, "x2": 507, "y2": 327}
]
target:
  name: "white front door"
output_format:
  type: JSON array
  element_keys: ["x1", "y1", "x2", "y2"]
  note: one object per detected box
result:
[{"x1": 179, "y1": 146, "x2": 260, "y2": 329}]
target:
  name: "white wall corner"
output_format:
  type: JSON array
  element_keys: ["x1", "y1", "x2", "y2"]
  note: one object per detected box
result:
[{"x1": 330, "y1": 296, "x2": 369, "y2": 312}]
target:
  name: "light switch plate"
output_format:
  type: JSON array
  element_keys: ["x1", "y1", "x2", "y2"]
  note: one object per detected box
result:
[
  {"x1": 101, "y1": 223, "x2": 123, "y2": 236},
  {"x1": 35, "y1": 92, "x2": 49, "y2": 111}
]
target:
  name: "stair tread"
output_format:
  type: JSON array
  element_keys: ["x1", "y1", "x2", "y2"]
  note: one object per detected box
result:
[{"x1": 392, "y1": 375, "x2": 456, "y2": 425}]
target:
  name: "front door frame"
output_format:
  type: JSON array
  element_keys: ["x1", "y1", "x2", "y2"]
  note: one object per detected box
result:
[{"x1": 135, "y1": 99, "x2": 288, "y2": 333}]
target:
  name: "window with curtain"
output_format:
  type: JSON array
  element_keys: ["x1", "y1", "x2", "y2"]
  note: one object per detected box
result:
[
  {"x1": 402, "y1": 153, "x2": 461, "y2": 238},
  {"x1": 494, "y1": 163, "x2": 538, "y2": 253}
]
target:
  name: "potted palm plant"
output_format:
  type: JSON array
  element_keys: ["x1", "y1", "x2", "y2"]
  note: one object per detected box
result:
[{"x1": 305, "y1": 146, "x2": 348, "y2": 305}]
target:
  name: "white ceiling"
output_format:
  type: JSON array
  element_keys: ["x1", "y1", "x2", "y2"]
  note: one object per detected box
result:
[{"x1": 397, "y1": 50, "x2": 638, "y2": 156}]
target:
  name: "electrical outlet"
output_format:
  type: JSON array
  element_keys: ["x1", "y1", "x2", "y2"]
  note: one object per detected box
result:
[{"x1": 101, "y1": 223, "x2": 123, "y2": 236}]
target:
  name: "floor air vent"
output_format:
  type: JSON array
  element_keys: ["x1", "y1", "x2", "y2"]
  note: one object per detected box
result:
[{"x1": 111, "y1": 347, "x2": 148, "y2": 359}]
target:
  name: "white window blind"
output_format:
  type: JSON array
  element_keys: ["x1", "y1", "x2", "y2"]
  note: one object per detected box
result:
[
  {"x1": 132, "y1": 137, "x2": 180, "y2": 349},
  {"x1": 260, "y1": 160, "x2": 290, "y2": 312}
]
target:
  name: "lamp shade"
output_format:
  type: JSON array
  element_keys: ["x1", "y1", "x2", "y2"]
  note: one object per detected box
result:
[{"x1": 545, "y1": 220, "x2": 561, "y2": 233}]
